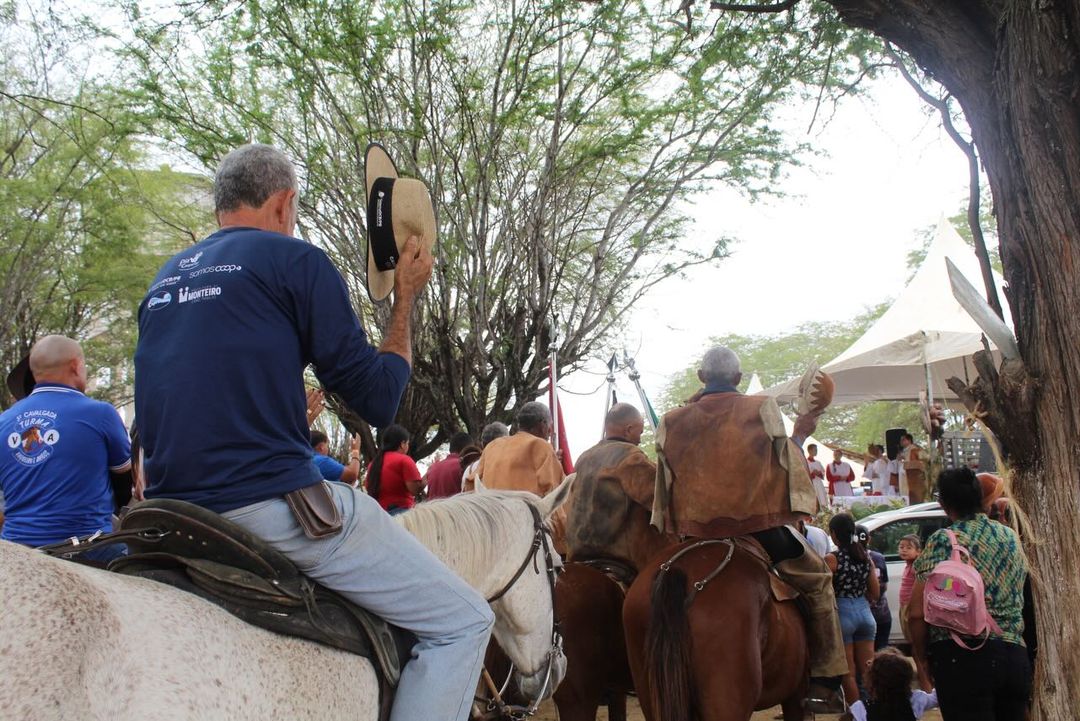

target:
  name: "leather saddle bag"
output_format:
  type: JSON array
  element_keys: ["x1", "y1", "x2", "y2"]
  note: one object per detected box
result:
[{"x1": 285, "y1": 482, "x2": 343, "y2": 539}]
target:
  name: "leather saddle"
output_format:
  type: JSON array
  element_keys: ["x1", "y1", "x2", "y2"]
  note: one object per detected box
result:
[
  {"x1": 730, "y1": 535, "x2": 801, "y2": 603},
  {"x1": 575, "y1": 556, "x2": 638, "y2": 592},
  {"x1": 107, "y1": 499, "x2": 414, "y2": 721}
]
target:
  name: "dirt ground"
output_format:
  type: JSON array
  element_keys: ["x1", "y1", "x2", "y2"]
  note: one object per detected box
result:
[{"x1": 532, "y1": 697, "x2": 945, "y2": 720}]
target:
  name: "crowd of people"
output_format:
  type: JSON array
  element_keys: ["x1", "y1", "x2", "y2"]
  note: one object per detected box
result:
[
  {"x1": 0, "y1": 142, "x2": 1037, "y2": 721},
  {"x1": 808, "y1": 465, "x2": 1033, "y2": 721},
  {"x1": 806, "y1": 433, "x2": 929, "y2": 505}
]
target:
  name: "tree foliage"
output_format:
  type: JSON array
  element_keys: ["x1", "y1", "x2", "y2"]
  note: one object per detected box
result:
[
  {"x1": 110, "y1": 0, "x2": 877, "y2": 457},
  {"x1": 0, "y1": 9, "x2": 210, "y2": 408},
  {"x1": 704, "y1": 1, "x2": 1080, "y2": 714}
]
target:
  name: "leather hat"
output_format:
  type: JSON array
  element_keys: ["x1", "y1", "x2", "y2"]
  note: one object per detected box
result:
[
  {"x1": 977, "y1": 472, "x2": 1005, "y2": 511},
  {"x1": 796, "y1": 363, "x2": 835, "y2": 416},
  {"x1": 364, "y1": 143, "x2": 436, "y2": 302}
]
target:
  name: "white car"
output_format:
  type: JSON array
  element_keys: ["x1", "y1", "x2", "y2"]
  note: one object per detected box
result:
[{"x1": 859, "y1": 502, "x2": 949, "y2": 646}]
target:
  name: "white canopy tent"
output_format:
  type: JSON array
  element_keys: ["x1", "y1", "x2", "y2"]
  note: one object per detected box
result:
[
  {"x1": 746, "y1": 374, "x2": 864, "y2": 478},
  {"x1": 762, "y1": 219, "x2": 1010, "y2": 405}
]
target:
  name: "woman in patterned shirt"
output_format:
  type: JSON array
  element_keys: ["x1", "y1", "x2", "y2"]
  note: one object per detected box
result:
[
  {"x1": 826, "y1": 512, "x2": 880, "y2": 704},
  {"x1": 908, "y1": 467, "x2": 1031, "y2": 721}
]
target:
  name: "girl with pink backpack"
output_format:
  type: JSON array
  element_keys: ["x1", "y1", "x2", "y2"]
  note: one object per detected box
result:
[{"x1": 907, "y1": 467, "x2": 1031, "y2": 721}]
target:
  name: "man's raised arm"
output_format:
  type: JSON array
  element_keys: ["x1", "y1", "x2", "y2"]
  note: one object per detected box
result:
[{"x1": 378, "y1": 236, "x2": 433, "y2": 367}]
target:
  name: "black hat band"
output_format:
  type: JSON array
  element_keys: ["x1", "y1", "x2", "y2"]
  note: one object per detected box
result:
[{"x1": 367, "y1": 177, "x2": 400, "y2": 271}]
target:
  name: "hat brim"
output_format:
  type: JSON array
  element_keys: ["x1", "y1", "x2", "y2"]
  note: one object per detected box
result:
[
  {"x1": 364, "y1": 143, "x2": 436, "y2": 303},
  {"x1": 366, "y1": 144, "x2": 400, "y2": 303},
  {"x1": 6, "y1": 355, "x2": 34, "y2": 401}
]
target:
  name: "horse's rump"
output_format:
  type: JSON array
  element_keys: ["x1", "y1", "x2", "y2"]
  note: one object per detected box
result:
[
  {"x1": 0, "y1": 540, "x2": 378, "y2": 721},
  {"x1": 624, "y1": 538, "x2": 808, "y2": 721}
]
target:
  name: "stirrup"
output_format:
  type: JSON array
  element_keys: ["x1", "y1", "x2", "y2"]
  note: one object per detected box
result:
[{"x1": 804, "y1": 683, "x2": 846, "y2": 714}]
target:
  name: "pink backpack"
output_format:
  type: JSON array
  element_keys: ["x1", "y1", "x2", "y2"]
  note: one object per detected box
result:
[{"x1": 923, "y1": 529, "x2": 1003, "y2": 649}]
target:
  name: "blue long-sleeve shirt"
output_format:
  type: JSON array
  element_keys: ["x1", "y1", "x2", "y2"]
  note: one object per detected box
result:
[{"x1": 134, "y1": 227, "x2": 409, "y2": 513}]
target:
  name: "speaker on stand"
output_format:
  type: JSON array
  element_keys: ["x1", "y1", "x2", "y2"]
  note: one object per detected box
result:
[{"x1": 885, "y1": 428, "x2": 907, "y2": 461}]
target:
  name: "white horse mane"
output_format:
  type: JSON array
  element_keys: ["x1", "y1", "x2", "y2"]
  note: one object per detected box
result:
[{"x1": 396, "y1": 490, "x2": 540, "y2": 585}]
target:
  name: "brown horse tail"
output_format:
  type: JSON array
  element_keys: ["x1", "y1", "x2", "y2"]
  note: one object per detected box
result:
[{"x1": 645, "y1": 566, "x2": 696, "y2": 721}]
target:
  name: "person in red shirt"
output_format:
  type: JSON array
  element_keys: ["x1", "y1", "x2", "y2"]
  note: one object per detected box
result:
[
  {"x1": 423, "y1": 431, "x2": 474, "y2": 500},
  {"x1": 365, "y1": 425, "x2": 422, "y2": 514}
]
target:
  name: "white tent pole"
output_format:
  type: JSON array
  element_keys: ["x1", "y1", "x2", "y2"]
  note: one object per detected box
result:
[{"x1": 924, "y1": 359, "x2": 937, "y2": 473}]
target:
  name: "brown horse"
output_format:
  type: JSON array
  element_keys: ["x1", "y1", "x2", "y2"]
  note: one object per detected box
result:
[
  {"x1": 478, "y1": 562, "x2": 632, "y2": 721},
  {"x1": 623, "y1": 538, "x2": 810, "y2": 721},
  {"x1": 551, "y1": 562, "x2": 633, "y2": 721}
]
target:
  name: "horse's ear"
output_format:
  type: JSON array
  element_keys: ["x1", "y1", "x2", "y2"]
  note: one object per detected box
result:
[{"x1": 538, "y1": 474, "x2": 575, "y2": 520}]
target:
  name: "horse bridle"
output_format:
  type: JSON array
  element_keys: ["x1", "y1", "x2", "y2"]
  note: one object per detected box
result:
[{"x1": 474, "y1": 500, "x2": 563, "y2": 721}]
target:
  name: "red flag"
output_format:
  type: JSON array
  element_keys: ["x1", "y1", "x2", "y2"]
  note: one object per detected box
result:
[{"x1": 548, "y1": 365, "x2": 575, "y2": 474}]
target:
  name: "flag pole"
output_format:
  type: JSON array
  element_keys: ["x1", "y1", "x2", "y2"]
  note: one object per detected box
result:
[
  {"x1": 548, "y1": 327, "x2": 560, "y2": 454},
  {"x1": 603, "y1": 353, "x2": 618, "y2": 439},
  {"x1": 623, "y1": 351, "x2": 658, "y2": 431}
]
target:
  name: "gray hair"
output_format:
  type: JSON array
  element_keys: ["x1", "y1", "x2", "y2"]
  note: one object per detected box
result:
[
  {"x1": 480, "y1": 422, "x2": 509, "y2": 447},
  {"x1": 214, "y1": 144, "x2": 298, "y2": 214},
  {"x1": 517, "y1": 401, "x2": 552, "y2": 434},
  {"x1": 700, "y1": 346, "x2": 741, "y2": 386}
]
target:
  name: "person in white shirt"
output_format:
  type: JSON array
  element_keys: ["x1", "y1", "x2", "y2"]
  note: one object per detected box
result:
[
  {"x1": 862, "y1": 444, "x2": 892, "y2": 495},
  {"x1": 826, "y1": 449, "x2": 855, "y2": 497},
  {"x1": 887, "y1": 455, "x2": 901, "y2": 495},
  {"x1": 806, "y1": 443, "x2": 828, "y2": 508},
  {"x1": 800, "y1": 517, "x2": 832, "y2": 557}
]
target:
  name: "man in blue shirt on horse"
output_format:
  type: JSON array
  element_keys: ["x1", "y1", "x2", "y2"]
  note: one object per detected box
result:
[{"x1": 134, "y1": 143, "x2": 494, "y2": 721}]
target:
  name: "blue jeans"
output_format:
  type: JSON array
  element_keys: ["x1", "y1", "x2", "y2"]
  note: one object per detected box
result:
[
  {"x1": 837, "y1": 596, "x2": 876, "y2": 644},
  {"x1": 224, "y1": 483, "x2": 494, "y2": 721},
  {"x1": 83, "y1": 542, "x2": 127, "y2": 563}
]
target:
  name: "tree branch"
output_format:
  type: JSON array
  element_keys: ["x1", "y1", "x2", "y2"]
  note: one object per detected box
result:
[
  {"x1": 886, "y1": 43, "x2": 1004, "y2": 319},
  {"x1": 710, "y1": 0, "x2": 798, "y2": 12}
]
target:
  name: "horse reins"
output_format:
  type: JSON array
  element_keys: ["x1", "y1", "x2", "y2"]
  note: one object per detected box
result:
[
  {"x1": 474, "y1": 500, "x2": 563, "y2": 720},
  {"x1": 658, "y1": 538, "x2": 737, "y2": 606}
]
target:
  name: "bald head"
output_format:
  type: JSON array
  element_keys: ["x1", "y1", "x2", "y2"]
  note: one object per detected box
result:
[
  {"x1": 605, "y1": 403, "x2": 645, "y2": 445},
  {"x1": 29, "y1": 335, "x2": 87, "y2": 391}
]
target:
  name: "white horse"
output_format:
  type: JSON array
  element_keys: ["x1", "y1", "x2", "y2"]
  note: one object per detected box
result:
[{"x1": 0, "y1": 481, "x2": 572, "y2": 720}]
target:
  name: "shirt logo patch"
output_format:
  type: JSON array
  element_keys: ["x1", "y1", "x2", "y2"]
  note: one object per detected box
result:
[
  {"x1": 178, "y1": 286, "x2": 222, "y2": 304},
  {"x1": 178, "y1": 251, "x2": 204, "y2": 270},
  {"x1": 147, "y1": 291, "x2": 172, "y2": 310},
  {"x1": 149, "y1": 275, "x2": 181, "y2": 292},
  {"x1": 188, "y1": 264, "x2": 241, "y2": 279},
  {"x1": 9, "y1": 411, "x2": 60, "y2": 466}
]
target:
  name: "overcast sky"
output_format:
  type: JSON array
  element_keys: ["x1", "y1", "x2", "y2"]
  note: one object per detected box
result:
[{"x1": 555, "y1": 70, "x2": 974, "y2": 456}]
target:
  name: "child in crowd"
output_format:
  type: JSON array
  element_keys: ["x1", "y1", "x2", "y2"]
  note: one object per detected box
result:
[
  {"x1": 897, "y1": 534, "x2": 932, "y2": 691},
  {"x1": 844, "y1": 648, "x2": 938, "y2": 721}
]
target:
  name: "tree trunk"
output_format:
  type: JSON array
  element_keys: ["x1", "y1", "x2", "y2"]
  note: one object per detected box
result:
[{"x1": 824, "y1": 1, "x2": 1080, "y2": 716}]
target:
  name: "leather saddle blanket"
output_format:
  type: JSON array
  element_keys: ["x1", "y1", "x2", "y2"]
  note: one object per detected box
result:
[{"x1": 105, "y1": 499, "x2": 413, "y2": 721}]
